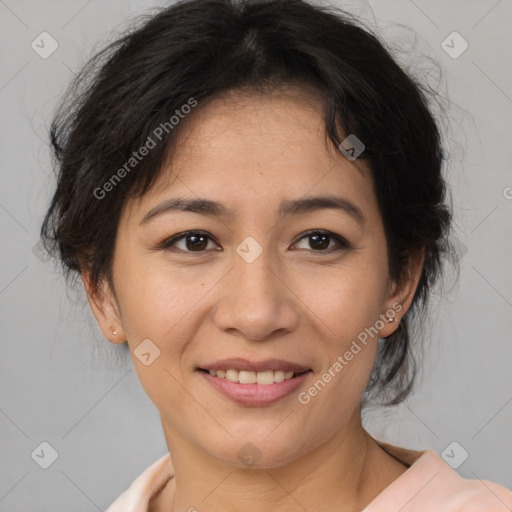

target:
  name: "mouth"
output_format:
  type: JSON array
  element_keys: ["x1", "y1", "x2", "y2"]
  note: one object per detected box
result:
[{"x1": 196, "y1": 358, "x2": 312, "y2": 406}]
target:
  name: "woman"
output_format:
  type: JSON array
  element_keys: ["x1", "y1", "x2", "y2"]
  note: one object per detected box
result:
[{"x1": 40, "y1": 0, "x2": 512, "y2": 510}]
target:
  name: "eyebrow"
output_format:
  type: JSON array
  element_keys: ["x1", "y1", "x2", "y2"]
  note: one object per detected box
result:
[{"x1": 140, "y1": 195, "x2": 366, "y2": 226}]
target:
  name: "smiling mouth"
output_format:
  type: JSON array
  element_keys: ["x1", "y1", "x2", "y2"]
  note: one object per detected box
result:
[{"x1": 197, "y1": 368, "x2": 311, "y2": 385}]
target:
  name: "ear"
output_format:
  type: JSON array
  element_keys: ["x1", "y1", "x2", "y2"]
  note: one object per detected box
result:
[
  {"x1": 81, "y1": 270, "x2": 126, "y2": 344},
  {"x1": 377, "y1": 247, "x2": 425, "y2": 339}
]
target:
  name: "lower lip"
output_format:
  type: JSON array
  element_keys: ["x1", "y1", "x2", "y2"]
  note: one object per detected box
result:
[{"x1": 198, "y1": 370, "x2": 311, "y2": 406}]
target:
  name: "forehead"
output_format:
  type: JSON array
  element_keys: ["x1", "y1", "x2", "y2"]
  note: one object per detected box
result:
[{"x1": 124, "y1": 86, "x2": 377, "y2": 224}]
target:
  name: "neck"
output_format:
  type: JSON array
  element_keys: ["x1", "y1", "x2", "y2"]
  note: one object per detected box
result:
[{"x1": 157, "y1": 412, "x2": 399, "y2": 512}]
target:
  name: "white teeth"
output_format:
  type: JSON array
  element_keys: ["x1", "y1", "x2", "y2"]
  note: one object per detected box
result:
[
  {"x1": 239, "y1": 371, "x2": 257, "y2": 384},
  {"x1": 226, "y1": 369, "x2": 239, "y2": 382},
  {"x1": 256, "y1": 371, "x2": 275, "y2": 385},
  {"x1": 274, "y1": 370, "x2": 285, "y2": 383},
  {"x1": 207, "y1": 368, "x2": 301, "y2": 384}
]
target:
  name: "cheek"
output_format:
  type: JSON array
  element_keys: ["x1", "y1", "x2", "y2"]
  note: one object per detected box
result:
[
  {"x1": 295, "y1": 278, "x2": 380, "y2": 424},
  {"x1": 118, "y1": 268, "x2": 199, "y2": 412},
  {"x1": 115, "y1": 255, "x2": 207, "y2": 341},
  {"x1": 294, "y1": 259, "x2": 388, "y2": 339},
  {"x1": 289, "y1": 257, "x2": 386, "y2": 396}
]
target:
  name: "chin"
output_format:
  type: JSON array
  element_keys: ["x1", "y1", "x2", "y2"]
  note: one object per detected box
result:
[{"x1": 203, "y1": 434, "x2": 311, "y2": 470}]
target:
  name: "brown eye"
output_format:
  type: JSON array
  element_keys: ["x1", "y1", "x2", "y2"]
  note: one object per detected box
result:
[
  {"x1": 160, "y1": 231, "x2": 219, "y2": 253},
  {"x1": 292, "y1": 230, "x2": 351, "y2": 252},
  {"x1": 182, "y1": 233, "x2": 209, "y2": 251},
  {"x1": 309, "y1": 233, "x2": 330, "y2": 250}
]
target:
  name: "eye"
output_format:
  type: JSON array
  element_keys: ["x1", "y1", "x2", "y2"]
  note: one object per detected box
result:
[
  {"x1": 159, "y1": 231, "x2": 220, "y2": 253},
  {"x1": 291, "y1": 230, "x2": 351, "y2": 252},
  {"x1": 158, "y1": 229, "x2": 351, "y2": 254}
]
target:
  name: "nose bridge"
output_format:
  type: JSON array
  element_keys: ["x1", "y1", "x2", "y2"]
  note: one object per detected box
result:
[
  {"x1": 233, "y1": 244, "x2": 281, "y2": 311},
  {"x1": 232, "y1": 232, "x2": 277, "y2": 294},
  {"x1": 213, "y1": 243, "x2": 299, "y2": 340}
]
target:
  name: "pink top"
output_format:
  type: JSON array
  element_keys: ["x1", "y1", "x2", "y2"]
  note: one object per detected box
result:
[{"x1": 106, "y1": 440, "x2": 512, "y2": 511}]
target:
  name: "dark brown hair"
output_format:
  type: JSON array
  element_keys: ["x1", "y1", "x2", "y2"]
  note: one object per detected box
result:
[{"x1": 40, "y1": 0, "x2": 454, "y2": 406}]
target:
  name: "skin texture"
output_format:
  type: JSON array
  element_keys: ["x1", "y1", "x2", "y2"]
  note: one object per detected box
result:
[{"x1": 83, "y1": 86, "x2": 424, "y2": 511}]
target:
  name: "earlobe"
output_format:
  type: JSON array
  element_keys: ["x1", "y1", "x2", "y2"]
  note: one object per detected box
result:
[
  {"x1": 81, "y1": 271, "x2": 126, "y2": 344},
  {"x1": 379, "y1": 248, "x2": 425, "y2": 339}
]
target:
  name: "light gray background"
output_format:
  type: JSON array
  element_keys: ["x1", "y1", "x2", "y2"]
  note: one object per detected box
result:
[{"x1": 1, "y1": 0, "x2": 511, "y2": 510}]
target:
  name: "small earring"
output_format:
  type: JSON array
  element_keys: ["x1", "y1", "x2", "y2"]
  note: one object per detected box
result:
[
  {"x1": 386, "y1": 317, "x2": 399, "y2": 323},
  {"x1": 112, "y1": 330, "x2": 118, "y2": 335}
]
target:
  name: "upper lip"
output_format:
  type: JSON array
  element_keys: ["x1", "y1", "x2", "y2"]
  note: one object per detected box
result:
[{"x1": 198, "y1": 358, "x2": 311, "y2": 373}]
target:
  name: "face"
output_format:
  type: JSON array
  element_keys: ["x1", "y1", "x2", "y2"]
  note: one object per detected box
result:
[{"x1": 84, "y1": 86, "x2": 421, "y2": 469}]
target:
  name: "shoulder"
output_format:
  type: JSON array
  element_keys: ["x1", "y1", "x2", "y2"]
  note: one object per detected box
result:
[
  {"x1": 427, "y1": 466, "x2": 512, "y2": 511},
  {"x1": 366, "y1": 440, "x2": 512, "y2": 511},
  {"x1": 105, "y1": 453, "x2": 174, "y2": 512},
  {"x1": 427, "y1": 461, "x2": 512, "y2": 512}
]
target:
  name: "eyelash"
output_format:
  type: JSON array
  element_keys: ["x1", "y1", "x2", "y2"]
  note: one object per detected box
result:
[{"x1": 157, "y1": 229, "x2": 352, "y2": 255}]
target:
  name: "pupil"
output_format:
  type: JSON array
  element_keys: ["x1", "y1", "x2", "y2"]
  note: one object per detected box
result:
[
  {"x1": 311, "y1": 234, "x2": 329, "y2": 250},
  {"x1": 187, "y1": 234, "x2": 207, "y2": 251}
]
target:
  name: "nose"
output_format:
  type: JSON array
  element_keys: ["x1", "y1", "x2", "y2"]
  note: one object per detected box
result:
[{"x1": 212, "y1": 251, "x2": 300, "y2": 342}]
